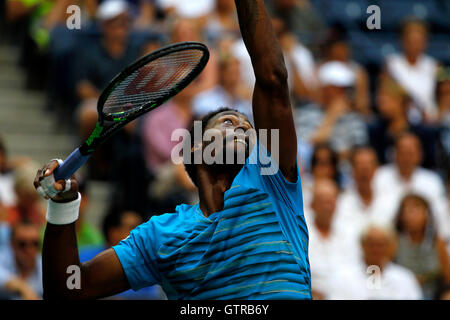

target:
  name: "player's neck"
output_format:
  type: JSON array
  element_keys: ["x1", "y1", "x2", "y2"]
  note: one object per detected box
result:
[{"x1": 196, "y1": 166, "x2": 239, "y2": 217}]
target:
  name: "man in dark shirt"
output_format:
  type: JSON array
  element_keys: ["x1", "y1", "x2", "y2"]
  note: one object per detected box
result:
[{"x1": 75, "y1": 0, "x2": 141, "y2": 101}]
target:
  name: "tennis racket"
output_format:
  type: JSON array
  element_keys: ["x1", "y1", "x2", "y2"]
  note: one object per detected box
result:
[{"x1": 53, "y1": 41, "x2": 210, "y2": 181}]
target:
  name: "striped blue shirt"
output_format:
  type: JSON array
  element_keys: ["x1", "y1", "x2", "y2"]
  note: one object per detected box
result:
[{"x1": 113, "y1": 142, "x2": 311, "y2": 299}]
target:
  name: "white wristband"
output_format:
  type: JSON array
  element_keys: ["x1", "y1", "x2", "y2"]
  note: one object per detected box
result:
[{"x1": 46, "y1": 193, "x2": 81, "y2": 225}]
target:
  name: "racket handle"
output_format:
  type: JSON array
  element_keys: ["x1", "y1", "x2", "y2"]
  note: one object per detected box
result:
[{"x1": 53, "y1": 148, "x2": 91, "y2": 181}]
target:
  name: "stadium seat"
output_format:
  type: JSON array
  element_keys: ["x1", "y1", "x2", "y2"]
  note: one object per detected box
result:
[
  {"x1": 375, "y1": 0, "x2": 450, "y2": 32},
  {"x1": 310, "y1": 0, "x2": 371, "y2": 30},
  {"x1": 348, "y1": 30, "x2": 399, "y2": 67},
  {"x1": 427, "y1": 33, "x2": 450, "y2": 65}
]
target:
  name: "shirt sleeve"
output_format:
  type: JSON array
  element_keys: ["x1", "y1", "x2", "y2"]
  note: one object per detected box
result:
[
  {"x1": 112, "y1": 221, "x2": 161, "y2": 291},
  {"x1": 245, "y1": 141, "x2": 304, "y2": 216}
]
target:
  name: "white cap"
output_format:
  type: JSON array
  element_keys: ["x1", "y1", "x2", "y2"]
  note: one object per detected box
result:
[
  {"x1": 97, "y1": 0, "x2": 129, "y2": 21},
  {"x1": 318, "y1": 61, "x2": 356, "y2": 87}
]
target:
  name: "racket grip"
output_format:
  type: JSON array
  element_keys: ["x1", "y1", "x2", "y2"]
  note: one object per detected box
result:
[{"x1": 53, "y1": 148, "x2": 91, "y2": 181}]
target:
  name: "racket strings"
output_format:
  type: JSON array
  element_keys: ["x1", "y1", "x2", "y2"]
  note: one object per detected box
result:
[{"x1": 103, "y1": 49, "x2": 204, "y2": 115}]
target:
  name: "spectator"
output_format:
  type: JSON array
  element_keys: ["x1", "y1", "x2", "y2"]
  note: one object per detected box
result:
[
  {"x1": 204, "y1": 0, "x2": 240, "y2": 46},
  {"x1": 230, "y1": 37, "x2": 254, "y2": 91},
  {"x1": 47, "y1": 0, "x2": 109, "y2": 119},
  {"x1": 295, "y1": 61, "x2": 369, "y2": 160},
  {"x1": 264, "y1": 0, "x2": 327, "y2": 51},
  {"x1": 5, "y1": 0, "x2": 62, "y2": 90},
  {"x1": 0, "y1": 221, "x2": 42, "y2": 300},
  {"x1": 336, "y1": 147, "x2": 398, "y2": 236},
  {"x1": 155, "y1": 0, "x2": 215, "y2": 20},
  {"x1": 79, "y1": 208, "x2": 166, "y2": 299},
  {"x1": 1, "y1": 139, "x2": 21, "y2": 250},
  {"x1": 327, "y1": 224, "x2": 423, "y2": 300},
  {"x1": 82, "y1": 1, "x2": 158, "y2": 28},
  {"x1": 119, "y1": 0, "x2": 157, "y2": 29},
  {"x1": 75, "y1": 178, "x2": 105, "y2": 250},
  {"x1": 394, "y1": 194, "x2": 450, "y2": 299},
  {"x1": 79, "y1": 209, "x2": 143, "y2": 262},
  {"x1": 142, "y1": 90, "x2": 192, "y2": 173},
  {"x1": 373, "y1": 133, "x2": 449, "y2": 239},
  {"x1": 74, "y1": 1, "x2": 144, "y2": 180},
  {"x1": 307, "y1": 179, "x2": 359, "y2": 300},
  {"x1": 7, "y1": 161, "x2": 45, "y2": 227},
  {"x1": 384, "y1": 19, "x2": 439, "y2": 123},
  {"x1": 0, "y1": 137, "x2": 16, "y2": 208},
  {"x1": 192, "y1": 54, "x2": 252, "y2": 121},
  {"x1": 169, "y1": 18, "x2": 218, "y2": 95},
  {"x1": 321, "y1": 32, "x2": 370, "y2": 116},
  {"x1": 75, "y1": 0, "x2": 140, "y2": 102},
  {"x1": 301, "y1": 144, "x2": 340, "y2": 209},
  {"x1": 274, "y1": 17, "x2": 318, "y2": 103},
  {"x1": 435, "y1": 67, "x2": 450, "y2": 178},
  {"x1": 108, "y1": 119, "x2": 152, "y2": 217},
  {"x1": 142, "y1": 90, "x2": 198, "y2": 210},
  {"x1": 231, "y1": 16, "x2": 318, "y2": 102},
  {"x1": 437, "y1": 284, "x2": 450, "y2": 300},
  {"x1": 368, "y1": 77, "x2": 438, "y2": 169}
]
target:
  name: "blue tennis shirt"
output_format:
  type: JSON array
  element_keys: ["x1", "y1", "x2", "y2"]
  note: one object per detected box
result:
[{"x1": 113, "y1": 142, "x2": 312, "y2": 299}]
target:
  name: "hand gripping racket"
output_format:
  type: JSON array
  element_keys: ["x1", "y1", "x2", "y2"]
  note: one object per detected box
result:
[{"x1": 53, "y1": 42, "x2": 209, "y2": 181}]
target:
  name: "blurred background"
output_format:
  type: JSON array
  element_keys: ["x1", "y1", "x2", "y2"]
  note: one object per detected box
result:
[{"x1": 0, "y1": 0, "x2": 449, "y2": 300}]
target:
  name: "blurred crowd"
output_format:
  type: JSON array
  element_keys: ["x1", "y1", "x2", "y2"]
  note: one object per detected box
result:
[{"x1": 0, "y1": 0, "x2": 450, "y2": 300}]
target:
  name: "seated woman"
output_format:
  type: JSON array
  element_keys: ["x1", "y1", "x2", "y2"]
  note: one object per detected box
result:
[
  {"x1": 369, "y1": 77, "x2": 439, "y2": 169},
  {"x1": 394, "y1": 194, "x2": 450, "y2": 299}
]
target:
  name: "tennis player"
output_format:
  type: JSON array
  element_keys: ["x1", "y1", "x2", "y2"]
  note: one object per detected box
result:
[{"x1": 34, "y1": 0, "x2": 311, "y2": 300}]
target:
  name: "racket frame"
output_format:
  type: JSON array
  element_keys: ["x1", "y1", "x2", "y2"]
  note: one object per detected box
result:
[
  {"x1": 79, "y1": 41, "x2": 210, "y2": 156},
  {"x1": 53, "y1": 41, "x2": 210, "y2": 181}
]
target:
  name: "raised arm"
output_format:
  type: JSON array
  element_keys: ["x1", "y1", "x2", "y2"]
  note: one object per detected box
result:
[
  {"x1": 234, "y1": 0, "x2": 298, "y2": 182},
  {"x1": 35, "y1": 161, "x2": 130, "y2": 300}
]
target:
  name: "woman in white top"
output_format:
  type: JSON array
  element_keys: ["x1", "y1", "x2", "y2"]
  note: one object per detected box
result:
[{"x1": 384, "y1": 19, "x2": 440, "y2": 123}]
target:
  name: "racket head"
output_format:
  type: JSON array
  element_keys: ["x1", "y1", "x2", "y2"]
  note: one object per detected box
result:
[
  {"x1": 97, "y1": 41, "x2": 209, "y2": 124},
  {"x1": 56, "y1": 42, "x2": 209, "y2": 180}
]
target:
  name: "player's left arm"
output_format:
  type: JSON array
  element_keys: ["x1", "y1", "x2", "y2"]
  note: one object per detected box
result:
[{"x1": 235, "y1": 0, "x2": 297, "y2": 182}]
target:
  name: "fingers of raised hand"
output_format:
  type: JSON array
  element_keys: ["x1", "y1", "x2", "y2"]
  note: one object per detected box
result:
[{"x1": 34, "y1": 160, "x2": 64, "y2": 199}]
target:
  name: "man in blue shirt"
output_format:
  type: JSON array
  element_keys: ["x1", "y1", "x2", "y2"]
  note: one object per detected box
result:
[{"x1": 34, "y1": 0, "x2": 311, "y2": 300}]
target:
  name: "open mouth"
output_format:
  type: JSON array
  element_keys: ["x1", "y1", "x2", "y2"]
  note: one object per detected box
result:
[{"x1": 233, "y1": 137, "x2": 248, "y2": 146}]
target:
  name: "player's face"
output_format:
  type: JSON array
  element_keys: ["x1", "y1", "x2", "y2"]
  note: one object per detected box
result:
[{"x1": 205, "y1": 111, "x2": 255, "y2": 164}]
